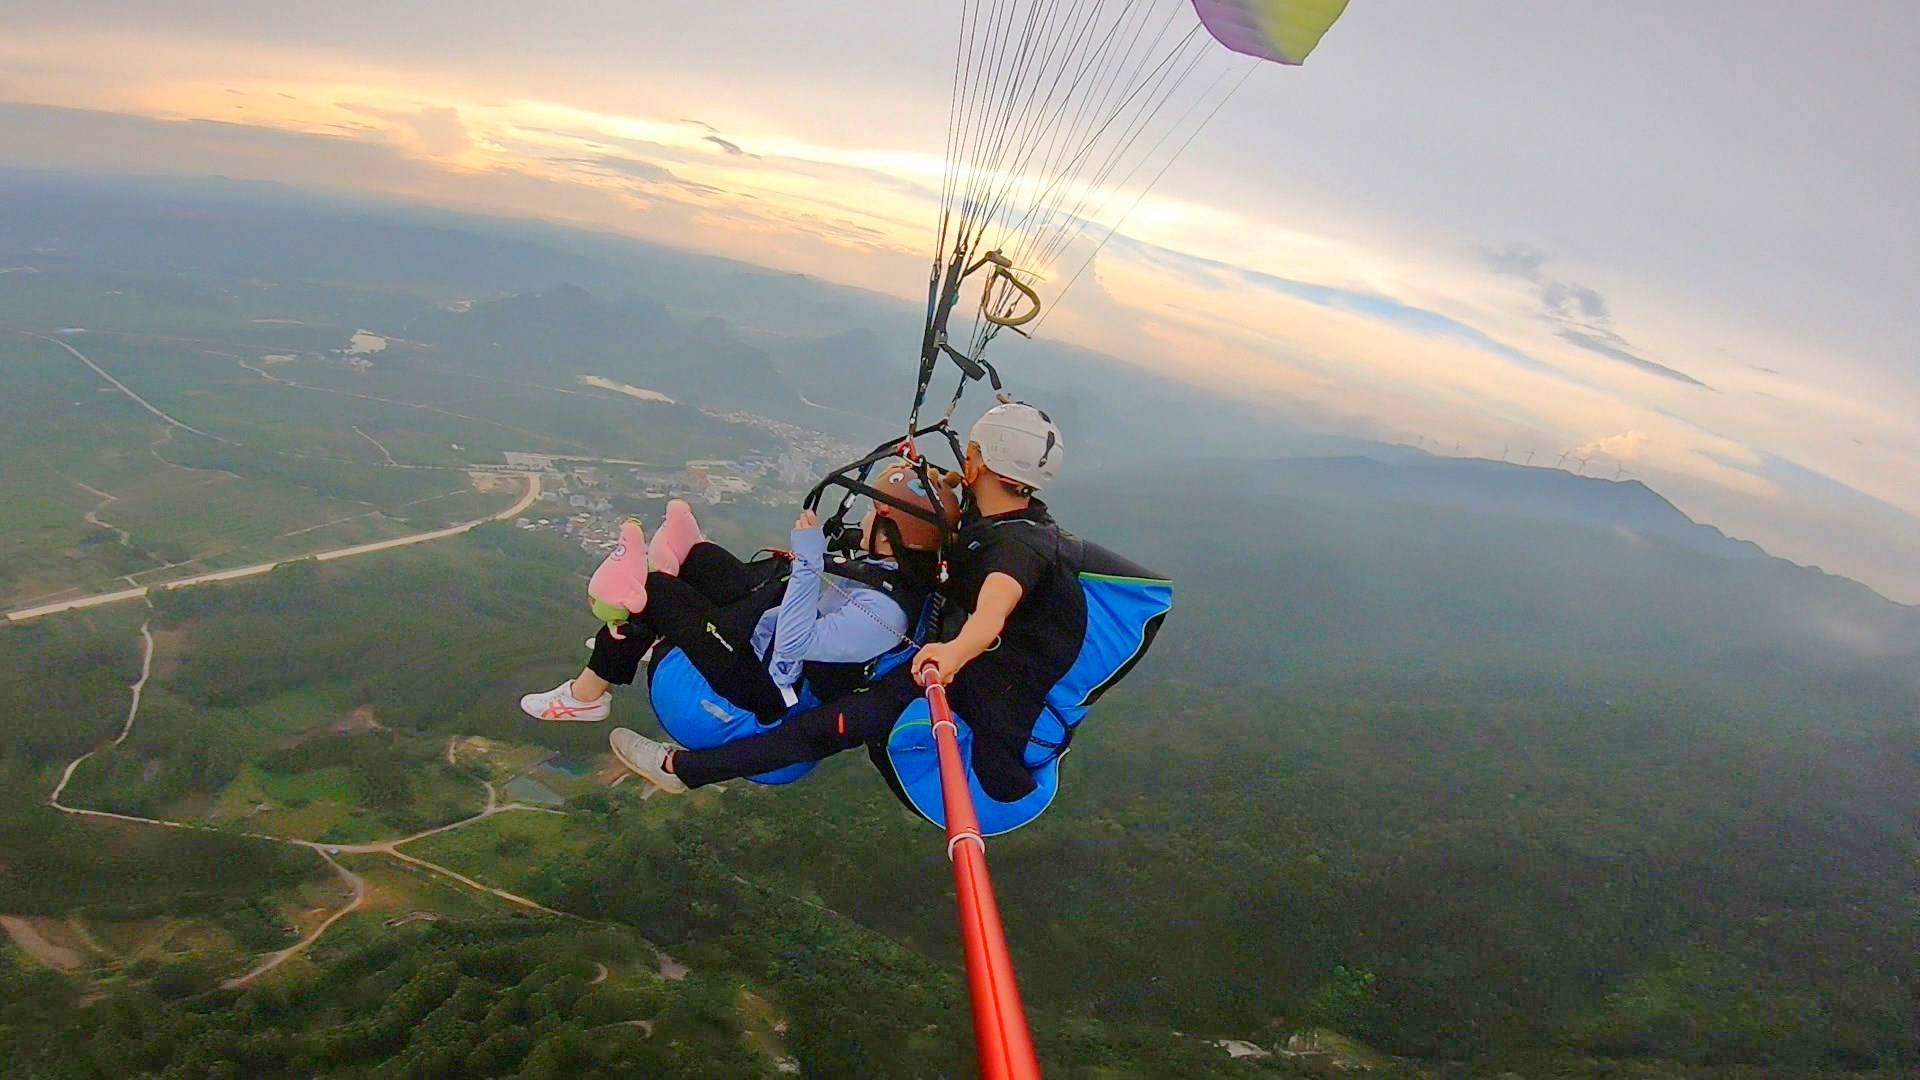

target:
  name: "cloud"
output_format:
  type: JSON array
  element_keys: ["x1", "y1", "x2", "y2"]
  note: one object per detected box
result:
[
  {"x1": 336, "y1": 102, "x2": 474, "y2": 159},
  {"x1": 506, "y1": 124, "x2": 612, "y2": 149},
  {"x1": 1541, "y1": 281, "x2": 1609, "y2": 321},
  {"x1": 703, "y1": 134, "x2": 756, "y2": 158},
  {"x1": 1756, "y1": 452, "x2": 1920, "y2": 526},
  {"x1": 1110, "y1": 234, "x2": 1589, "y2": 388},
  {"x1": 1484, "y1": 245, "x2": 1548, "y2": 279},
  {"x1": 1576, "y1": 430, "x2": 1651, "y2": 461},
  {"x1": 571, "y1": 155, "x2": 669, "y2": 181},
  {"x1": 1556, "y1": 328, "x2": 1711, "y2": 389},
  {"x1": 1488, "y1": 245, "x2": 1710, "y2": 389},
  {"x1": 556, "y1": 153, "x2": 726, "y2": 195},
  {"x1": 688, "y1": 203, "x2": 893, "y2": 252},
  {"x1": 1694, "y1": 449, "x2": 1920, "y2": 604}
]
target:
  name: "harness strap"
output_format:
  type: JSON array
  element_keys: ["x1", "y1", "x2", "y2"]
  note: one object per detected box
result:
[{"x1": 1022, "y1": 704, "x2": 1075, "y2": 768}]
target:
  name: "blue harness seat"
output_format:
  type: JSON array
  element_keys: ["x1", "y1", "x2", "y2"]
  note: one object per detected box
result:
[
  {"x1": 648, "y1": 639, "x2": 921, "y2": 786},
  {"x1": 647, "y1": 554, "x2": 928, "y2": 785},
  {"x1": 883, "y1": 547, "x2": 1172, "y2": 834},
  {"x1": 647, "y1": 647, "x2": 818, "y2": 785}
]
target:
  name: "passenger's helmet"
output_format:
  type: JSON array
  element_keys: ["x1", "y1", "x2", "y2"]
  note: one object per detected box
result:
[{"x1": 871, "y1": 461, "x2": 961, "y2": 552}]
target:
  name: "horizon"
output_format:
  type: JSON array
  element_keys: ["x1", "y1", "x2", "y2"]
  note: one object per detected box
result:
[{"x1": 2, "y1": 1, "x2": 1915, "y2": 601}]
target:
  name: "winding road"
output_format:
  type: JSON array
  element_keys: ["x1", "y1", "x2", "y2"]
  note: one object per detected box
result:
[
  {"x1": 20, "y1": 332, "x2": 677, "y2": 989},
  {"x1": 223, "y1": 850, "x2": 365, "y2": 988},
  {"x1": 49, "y1": 616, "x2": 572, "y2": 988},
  {"x1": 48, "y1": 616, "x2": 156, "y2": 812}
]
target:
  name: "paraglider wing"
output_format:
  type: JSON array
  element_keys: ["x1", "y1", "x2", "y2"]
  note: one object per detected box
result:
[{"x1": 1190, "y1": 0, "x2": 1351, "y2": 64}]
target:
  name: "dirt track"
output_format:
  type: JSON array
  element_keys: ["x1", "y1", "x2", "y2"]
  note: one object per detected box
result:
[
  {"x1": 1, "y1": 916, "x2": 83, "y2": 972},
  {"x1": 222, "y1": 850, "x2": 366, "y2": 988},
  {"x1": 48, "y1": 614, "x2": 572, "y2": 987}
]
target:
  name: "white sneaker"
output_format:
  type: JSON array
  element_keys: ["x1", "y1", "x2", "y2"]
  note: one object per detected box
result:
[
  {"x1": 520, "y1": 681, "x2": 611, "y2": 723},
  {"x1": 609, "y1": 728, "x2": 688, "y2": 794}
]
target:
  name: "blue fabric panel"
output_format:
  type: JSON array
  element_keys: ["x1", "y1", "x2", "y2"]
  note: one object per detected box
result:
[
  {"x1": 1048, "y1": 575, "x2": 1174, "y2": 717},
  {"x1": 647, "y1": 647, "x2": 815, "y2": 785},
  {"x1": 884, "y1": 699, "x2": 1061, "y2": 836},
  {"x1": 1020, "y1": 574, "x2": 1174, "y2": 767}
]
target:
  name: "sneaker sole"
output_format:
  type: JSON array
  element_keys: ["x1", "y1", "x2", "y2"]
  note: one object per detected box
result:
[
  {"x1": 523, "y1": 701, "x2": 609, "y2": 724},
  {"x1": 532, "y1": 712, "x2": 607, "y2": 724}
]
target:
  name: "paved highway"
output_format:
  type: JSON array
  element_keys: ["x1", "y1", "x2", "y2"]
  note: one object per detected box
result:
[{"x1": 7, "y1": 474, "x2": 540, "y2": 623}]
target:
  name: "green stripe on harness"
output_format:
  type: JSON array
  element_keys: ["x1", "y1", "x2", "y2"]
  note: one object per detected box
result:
[{"x1": 1078, "y1": 571, "x2": 1173, "y2": 587}]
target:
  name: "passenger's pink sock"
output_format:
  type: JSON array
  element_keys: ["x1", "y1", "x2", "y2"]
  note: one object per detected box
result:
[{"x1": 647, "y1": 499, "x2": 705, "y2": 577}]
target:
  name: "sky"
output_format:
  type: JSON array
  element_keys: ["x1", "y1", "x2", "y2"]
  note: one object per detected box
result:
[{"x1": 1, "y1": 1, "x2": 1916, "y2": 601}]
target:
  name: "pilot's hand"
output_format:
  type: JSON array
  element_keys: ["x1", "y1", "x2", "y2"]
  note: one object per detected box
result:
[{"x1": 913, "y1": 642, "x2": 969, "y2": 686}]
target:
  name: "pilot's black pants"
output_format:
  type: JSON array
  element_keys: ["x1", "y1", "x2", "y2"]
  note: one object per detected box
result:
[{"x1": 670, "y1": 665, "x2": 923, "y2": 792}]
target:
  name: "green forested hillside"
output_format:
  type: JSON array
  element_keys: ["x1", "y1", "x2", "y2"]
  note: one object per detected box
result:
[
  {"x1": 0, "y1": 528, "x2": 1318, "y2": 1078},
  {"x1": 4, "y1": 496, "x2": 1914, "y2": 1076},
  {"x1": 1, "y1": 920, "x2": 783, "y2": 1079},
  {"x1": 689, "y1": 675, "x2": 1916, "y2": 1068}
]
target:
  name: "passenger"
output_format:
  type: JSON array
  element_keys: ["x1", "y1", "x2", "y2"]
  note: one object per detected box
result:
[
  {"x1": 611, "y1": 402, "x2": 1076, "y2": 804},
  {"x1": 520, "y1": 465, "x2": 949, "y2": 727}
]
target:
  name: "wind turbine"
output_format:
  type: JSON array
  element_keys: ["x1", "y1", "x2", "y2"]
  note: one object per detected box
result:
[
  {"x1": 1613, "y1": 463, "x2": 1629, "y2": 481},
  {"x1": 1556, "y1": 450, "x2": 1572, "y2": 469},
  {"x1": 1575, "y1": 457, "x2": 1591, "y2": 476},
  {"x1": 1524, "y1": 450, "x2": 1536, "y2": 466}
]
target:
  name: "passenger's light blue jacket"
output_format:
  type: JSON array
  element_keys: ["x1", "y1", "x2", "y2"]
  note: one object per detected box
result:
[{"x1": 749, "y1": 525, "x2": 907, "y2": 700}]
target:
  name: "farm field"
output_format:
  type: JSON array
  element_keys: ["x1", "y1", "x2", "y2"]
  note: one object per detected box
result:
[
  {"x1": 2, "y1": 531, "x2": 612, "y2": 985},
  {"x1": 0, "y1": 332, "x2": 529, "y2": 611},
  {"x1": 404, "y1": 805, "x2": 609, "y2": 896}
]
